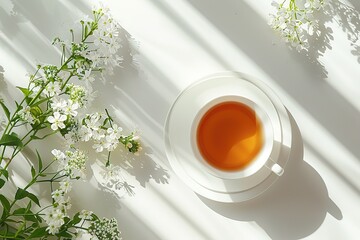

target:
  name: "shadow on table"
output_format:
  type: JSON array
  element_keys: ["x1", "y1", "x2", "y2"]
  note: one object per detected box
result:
[
  {"x1": 301, "y1": 0, "x2": 360, "y2": 65},
  {"x1": 71, "y1": 179, "x2": 160, "y2": 240},
  {"x1": 87, "y1": 28, "x2": 173, "y2": 193},
  {"x1": 184, "y1": 0, "x2": 360, "y2": 171},
  {"x1": 199, "y1": 112, "x2": 342, "y2": 240}
]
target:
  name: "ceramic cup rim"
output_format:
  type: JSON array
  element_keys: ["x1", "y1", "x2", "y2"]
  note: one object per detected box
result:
[{"x1": 190, "y1": 95, "x2": 274, "y2": 179}]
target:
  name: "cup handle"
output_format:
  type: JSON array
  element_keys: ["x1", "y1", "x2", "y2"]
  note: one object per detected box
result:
[{"x1": 271, "y1": 163, "x2": 284, "y2": 176}]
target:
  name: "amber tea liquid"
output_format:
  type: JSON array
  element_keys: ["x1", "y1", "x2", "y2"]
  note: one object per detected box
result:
[{"x1": 196, "y1": 101, "x2": 264, "y2": 171}]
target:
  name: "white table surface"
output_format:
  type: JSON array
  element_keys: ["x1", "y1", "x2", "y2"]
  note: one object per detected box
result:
[{"x1": 1, "y1": 0, "x2": 360, "y2": 239}]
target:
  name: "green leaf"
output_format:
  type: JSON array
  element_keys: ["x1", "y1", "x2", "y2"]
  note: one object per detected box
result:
[
  {"x1": 31, "y1": 97, "x2": 50, "y2": 107},
  {"x1": 0, "y1": 133, "x2": 23, "y2": 147},
  {"x1": 17, "y1": 87, "x2": 33, "y2": 105},
  {"x1": 0, "y1": 178, "x2": 5, "y2": 189},
  {"x1": 25, "y1": 212, "x2": 38, "y2": 223},
  {"x1": 56, "y1": 231, "x2": 72, "y2": 238},
  {"x1": 16, "y1": 86, "x2": 32, "y2": 97},
  {"x1": 13, "y1": 207, "x2": 27, "y2": 215},
  {"x1": 0, "y1": 168, "x2": 9, "y2": 180},
  {"x1": 12, "y1": 207, "x2": 37, "y2": 222},
  {"x1": 15, "y1": 188, "x2": 40, "y2": 207},
  {"x1": 28, "y1": 226, "x2": 48, "y2": 239},
  {"x1": 0, "y1": 194, "x2": 10, "y2": 216},
  {"x1": 71, "y1": 212, "x2": 81, "y2": 225},
  {"x1": 36, "y1": 150, "x2": 43, "y2": 172},
  {"x1": 0, "y1": 99, "x2": 10, "y2": 121},
  {"x1": 31, "y1": 166, "x2": 36, "y2": 179}
]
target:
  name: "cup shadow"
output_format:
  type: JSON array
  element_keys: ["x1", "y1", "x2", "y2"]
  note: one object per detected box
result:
[{"x1": 198, "y1": 111, "x2": 342, "y2": 240}]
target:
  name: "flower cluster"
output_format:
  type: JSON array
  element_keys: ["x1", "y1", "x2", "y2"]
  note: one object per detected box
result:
[
  {"x1": 0, "y1": 6, "x2": 139, "y2": 239},
  {"x1": 78, "y1": 112, "x2": 141, "y2": 154},
  {"x1": 52, "y1": 148, "x2": 88, "y2": 178},
  {"x1": 88, "y1": 217, "x2": 122, "y2": 240},
  {"x1": 44, "y1": 178, "x2": 73, "y2": 234},
  {"x1": 269, "y1": 0, "x2": 328, "y2": 51}
]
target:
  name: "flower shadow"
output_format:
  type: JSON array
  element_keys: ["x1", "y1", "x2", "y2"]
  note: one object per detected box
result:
[
  {"x1": 199, "y1": 111, "x2": 342, "y2": 240},
  {"x1": 303, "y1": 0, "x2": 360, "y2": 65},
  {"x1": 118, "y1": 147, "x2": 170, "y2": 187},
  {"x1": 88, "y1": 28, "x2": 172, "y2": 193}
]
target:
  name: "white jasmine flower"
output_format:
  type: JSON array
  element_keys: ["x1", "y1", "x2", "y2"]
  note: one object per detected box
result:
[
  {"x1": 47, "y1": 222, "x2": 60, "y2": 235},
  {"x1": 57, "y1": 196, "x2": 72, "y2": 210},
  {"x1": 51, "y1": 189, "x2": 64, "y2": 203},
  {"x1": 47, "y1": 112, "x2": 67, "y2": 130},
  {"x1": 93, "y1": 138, "x2": 109, "y2": 152},
  {"x1": 63, "y1": 100, "x2": 79, "y2": 117},
  {"x1": 44, "y1": 207, "x2": 65, "y2": 234},
  {"x1": 85, "y1": 113, "x2": 101, "y2": 131},
  {"x1": 79, "y1": 209, "x2": 93, "y2": 220},
  {"x1": 107, "y1": 124, "x2": 123, "y2": 139},
  {"x1": 79, "y1": 125, "x2": 93, "y2": 142},
  {"x1": 51, "y1": 149, "x2": 66, "y2": 161},
  {"x1": 44, "y1": 81, "x2": 61, "y2": 97},
  {"x1": 59, "y1": 178, "x2": 72, "y2": 194},
  {"x1": 17, "y1": 106, "x2": 34, "y2": 124},
  {"x1": 50, "y1": 97, "x2": 67, "y2": 111},
  {"x1": 106, "y1": 139, "x2": 119, "y2": 152},
  {"x1": 75, "y1": 229, "x2": 92, "y2": 240},
  {"x1": 92, "y1": 129, "x2": 106, "y2": 141}
]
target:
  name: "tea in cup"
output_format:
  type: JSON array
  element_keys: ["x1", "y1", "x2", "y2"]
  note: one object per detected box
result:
[{"x1": 191, "y1": 96, "x2": 283, "y2": 179}]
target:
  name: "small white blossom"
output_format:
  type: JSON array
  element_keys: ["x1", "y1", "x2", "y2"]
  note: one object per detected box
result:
[
  {"x1": 51, "y1": 149, "x2": 66, "y2": 161},
  {"x1": 63, "y1": 100, "x2": 79, "y2": 117},
  {"x1": 79, "y1": 125, "x2": 93, "y2": 142},
  {"x1": 47, "y1": 112, "x2": 67, "y2": 130},
  {"x1": 43, "y1": 81, "x2": 61, "y2": 97},
  {"x1": 107, "y1": 124, "x2": 123, "y2": 139},
  {"x1": 50, "y1": 97, "x2": 67, "y2": 111},
  {"x1": 79, "y1": 209, "x2": 93, "y2": 220},
  {"x1": 93, "y1": 138, "x2": 109, "y2": 152},
  {"x1": 85, "y1": 113, "x2": 101, "y2": 131},
  {"x1": 92, "y1": 129, "x2": 106, "y2": 141},
  {"x1": 51, "y1": 189, "x2": 64, "y2": 203},
  {"x1": 57, "y1": 196, "x2": 72, "y2": 210},
  {"x1": 59, "y1": 178, "x2": 72, "y2": 194},
  {"x1": 17, "y1": 106, "x2": 34, "y2": 124},
  {"x1": 44, "y1": 207, "x2": 65, "y2": 234}
]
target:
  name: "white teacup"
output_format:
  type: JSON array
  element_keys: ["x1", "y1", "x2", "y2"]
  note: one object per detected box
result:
[{"x1": 191, "y1": 95, "x2": 284, "y2": 180}]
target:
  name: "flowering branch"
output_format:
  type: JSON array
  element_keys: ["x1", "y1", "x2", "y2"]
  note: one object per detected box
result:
[
  {"x1": 269, "y1": 0, "x2": 328, "y2": 51},
  {"x1": 0, "y1": 6, "x2": 140, "y2": 239}
]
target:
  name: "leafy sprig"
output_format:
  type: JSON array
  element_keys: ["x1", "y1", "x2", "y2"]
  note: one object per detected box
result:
[{"x1": 0, "y1": 7, "x2": 138, "y2": 239}]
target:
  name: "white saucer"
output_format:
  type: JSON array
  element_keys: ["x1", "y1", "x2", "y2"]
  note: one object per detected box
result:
[{"x1": 164, "y1": 72, "x2": 292, "y2": 202}]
